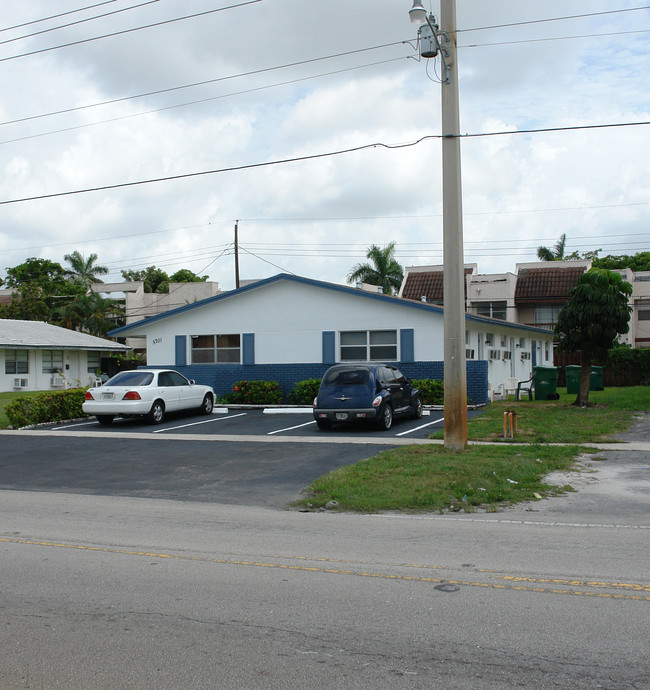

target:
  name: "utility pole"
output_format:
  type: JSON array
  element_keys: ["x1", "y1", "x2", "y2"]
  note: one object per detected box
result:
[
  {"x1": 410, "y1": 0, "x2": 467, "y2": 450},
  {"x1": 234, "y1": 219, "x2": 240, "y2": 289}
]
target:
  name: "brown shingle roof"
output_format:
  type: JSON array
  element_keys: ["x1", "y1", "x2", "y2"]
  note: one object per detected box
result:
[
  {"x1": 515, "y1": 265, "x2": 586, "y2": 303},
  {"x1": 401, "y1": 269, "x2": 472, "y2": 304}
]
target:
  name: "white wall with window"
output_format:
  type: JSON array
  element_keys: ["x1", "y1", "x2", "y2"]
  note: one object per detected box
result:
[{"x1": 116, "y1": 274, "x2": 554, "y2": 391}]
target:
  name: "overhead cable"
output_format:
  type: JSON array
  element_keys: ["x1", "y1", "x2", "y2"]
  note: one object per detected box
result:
[
  {"x1": 0, "y1": 0, "x2": 264, "y2": 64},
  {"x1": 1, "y1": 121, "x2": 649, "y2": 207}
]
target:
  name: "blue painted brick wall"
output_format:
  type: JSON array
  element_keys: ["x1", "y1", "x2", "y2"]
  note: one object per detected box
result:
[{"x1": 165, "y1": 359, "x2": 489, "y2": 405}]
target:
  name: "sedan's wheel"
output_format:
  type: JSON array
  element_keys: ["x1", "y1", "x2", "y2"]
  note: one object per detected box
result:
[
  {"x1": 147, "y1": 400, "x2": 165, "y2": 425},
  {"x1": 200, "y1": 394, "x2": 214, "y2": 415},
  {"x1": 376, "y1": 403, "x2": 393, "y2": 430},
  {"x1": 96, "y1": 415, "x2": 114, "y2": 425},
  {"x1": 316, "y1": 419, "x2": 332, "y2": 430},
  {"x1": 411, "y1": 395, "x2": 423, "y2": 420}
]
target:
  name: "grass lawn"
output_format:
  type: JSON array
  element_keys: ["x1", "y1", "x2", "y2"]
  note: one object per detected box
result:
[
  {"x1": 0, "y1": 391, "x2": 43, "y2": 429},
  {"x1": 294, "y1": 386, "x2": 650, "y2": 514}
]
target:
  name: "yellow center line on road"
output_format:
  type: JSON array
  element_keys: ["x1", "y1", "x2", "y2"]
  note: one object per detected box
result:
[{"x1": 2, "y1": 537, "x2": 648, "y2": 601}]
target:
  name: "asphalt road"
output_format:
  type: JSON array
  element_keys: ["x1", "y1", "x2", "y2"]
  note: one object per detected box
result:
[
  {"x1": 0, "y1": 411, "x2": 647, "y2": 688},
  {"x1": 1, "y1": 489, "x2": 648, "y2": 689}
]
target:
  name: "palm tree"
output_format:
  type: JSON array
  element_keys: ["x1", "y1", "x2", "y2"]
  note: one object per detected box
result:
[
  {"x1": 347, "y1": 242, "x2": 404, "y2": 295},
  {"x1": 536, "y1": 234, "x2": 568, "y2": 261},
  {"x1": 64, "y1": 251, "x2": 109, "y2": 287}
]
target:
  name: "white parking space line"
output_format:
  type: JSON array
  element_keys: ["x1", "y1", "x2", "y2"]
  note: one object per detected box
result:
[
  {"x1": 263, "y1": 408, "x2": 312, "y2": 415},
  {"x1": 395, "y1": 416, "x2": 444, "y2": 437},
  {"x1": 153, "y1": 412, "x2": 248, "y2": 433},
  {"x1": 267, "y1": 420, "x2": 317, "y2": 435}
]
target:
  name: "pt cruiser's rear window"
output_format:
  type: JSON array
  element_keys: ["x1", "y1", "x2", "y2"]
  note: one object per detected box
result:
[{"x1": 323, "y1": 368, "x2": 371, "y2": 386}]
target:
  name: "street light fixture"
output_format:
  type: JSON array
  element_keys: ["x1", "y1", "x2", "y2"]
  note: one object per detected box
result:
[{"x1": 408, "y1": 0, "x2": 467, "y2": 450}]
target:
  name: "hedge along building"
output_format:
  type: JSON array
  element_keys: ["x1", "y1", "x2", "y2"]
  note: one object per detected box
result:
[{"x1": 108, "y1": 274, "x2": 555, "y2": 405}]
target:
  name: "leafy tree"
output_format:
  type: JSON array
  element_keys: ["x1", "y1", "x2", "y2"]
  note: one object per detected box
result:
[
  {"x1": 0, "y1": 283, "x2": 51, "y2": 321},
  {"x1": 346, "y1": 242, "x2": 404, "y2": 295},
  {"x1": 121, "y1": 266, "x2": 170, "y2": 293},
  {"x1": 169, "y1": 268, "x2": 208, "y2": 283},
  {"x1": 555, "y1": 268, "x2": 632, "y2": 407},
  {"x1": 4, "y1": 257, "x2": 69, "y2": 295},
  {"x1": 593, "y1": 251, "x2": 650, "y2": 272},
  {"x1": 536, "y1": 233, "x2": 585, "y2": 261},
  {"x1": 52, "y1": 292, "x2": 124, "y2": 336},
  {"x1": 63, "y1": 251, "x2": 109, "y2": 287}
]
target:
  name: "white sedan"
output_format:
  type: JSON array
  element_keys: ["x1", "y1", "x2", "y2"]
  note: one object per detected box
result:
[{"x1": 83, "y1": 369, "x2": 215, "y2": 425}]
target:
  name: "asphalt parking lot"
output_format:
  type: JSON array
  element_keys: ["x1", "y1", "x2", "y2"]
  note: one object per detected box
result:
[
  {"x1": 47, "y1": 406, "x2": 462, "y2": 440},
  {"x1": 4, "y1": 408, "x2": 484, "y2": 508}
]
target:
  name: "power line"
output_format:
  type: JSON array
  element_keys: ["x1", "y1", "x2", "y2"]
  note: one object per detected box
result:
[
  {"x1": 2, "y1": 121, "x2": 649, "y2": 207},
  {"x1": 462, "y1": 28, "x2": 650, "y2": 50},
  {"x1": 0, "y1": 0, "x2": 161, "y2": 47},
  {"x1": 0, "y1": 40, "x2": 406, "y2": 128},
  {"x1": 458, "y1": 6, "x2": 650, "y2": 33},
  {"x1": 0, "y1": 57, "x2": 407, "y2": 146},
  {"x1": 0, "y1": 0, "x2": 264, "y2": 64},
  {"x1": 0, "y1": 1, "x2": 120, "y2": 32}
]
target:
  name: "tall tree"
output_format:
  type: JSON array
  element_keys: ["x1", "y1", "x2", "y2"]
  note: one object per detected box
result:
[
  {"x1": 64, "y1": 251, "x2": 109, "y2": 287},
  {"x1": 169, "y1": 269, "x2": 209, "y2": 283},
  {"x1": 4, "y1": 257, "x2": 69, "y2": 295},
  {"x1": 555, "y1": 268, "x2": 632, "y2": 407},
  {"x1": 593, "y1": 251, "x2": 650, "y2": 272},
  {"x1": 52, "y1": 292, "x2": 124, "y2": 336},
  {"x1": 121, "y1": 266, "x2": 170, "y2": 293},
  {"x1": 346, "y1": 242, "x2": 404, "y2": 295},
  {"x1": 537, "y1": 233, "x2": 569, "y2": 261}
]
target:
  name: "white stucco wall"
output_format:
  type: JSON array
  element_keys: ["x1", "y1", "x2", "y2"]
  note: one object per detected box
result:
[
  {"x1": 118, "y1": 277, "x2": 555, "y2": 389},
  {"x1": 0, "y1": 349, "x2": 102, "y2": 393}
]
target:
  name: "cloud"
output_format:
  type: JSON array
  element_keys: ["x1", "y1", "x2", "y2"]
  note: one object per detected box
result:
[{"x1": 0, "y1": 0, "x2": 649, "y2": 288}]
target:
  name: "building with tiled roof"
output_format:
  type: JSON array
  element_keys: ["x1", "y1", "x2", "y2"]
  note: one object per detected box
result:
[
  {"x1": 401, "y1": 260, "x2": 650, "y2": 349},
  {"x1": 399, "y1": 264, "x2": 477, "y2": 304}
]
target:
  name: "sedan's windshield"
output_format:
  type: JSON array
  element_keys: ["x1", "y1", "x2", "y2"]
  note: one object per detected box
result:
[
  {"x1": 106, "y1": 371, "x2": 154, "y2": 387},
  {"x1": 323, "y1": 368, "x2": 370, "y2": 386}
]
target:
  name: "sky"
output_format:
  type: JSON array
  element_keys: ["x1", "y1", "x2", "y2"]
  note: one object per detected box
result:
[{"x1": 0, "y1": 0, "x2": 649, "y2": 291}]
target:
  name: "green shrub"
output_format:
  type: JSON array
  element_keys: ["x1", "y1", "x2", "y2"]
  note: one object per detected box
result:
[
  {"x1": 288, "y1": 378, "x2": 321, "y2": 405},
  {"x1": 6, "y1": 388, "x2": 87, "y2": 428},
  {"x1": 411, "y1": 378, "x2": 444, "y2": 405},
  {"x1": 226, "y1": 380, "x2": 282, "y2": 405}
]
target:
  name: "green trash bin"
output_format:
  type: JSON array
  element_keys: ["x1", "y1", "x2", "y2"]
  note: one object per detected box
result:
[
  {"x1": 534, "y1": 366, "x2": 559, "y2": 400},
  {"x1": 590, "y1": 365, "x2": 604, "y2": 391},
  {"x1": 566, "y1": 365, "x2": 581, "y2": 395}
]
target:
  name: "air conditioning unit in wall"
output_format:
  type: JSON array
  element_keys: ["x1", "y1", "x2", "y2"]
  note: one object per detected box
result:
[
  {"x1": 13, "y1": 378, "x2": 28, "y2": 389},
  {"x1": 51, "y1": 376, "x2": 66, "y2": 387}
]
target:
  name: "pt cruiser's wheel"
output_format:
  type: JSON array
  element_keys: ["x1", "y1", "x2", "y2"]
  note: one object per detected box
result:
[
  {"x1": 376, "y1": 403, "x2": 393, "y2": 430},
  {"x1": 411, "y1": 395, "x2": 423, "y2": 420},
  {"x1": 201, "y1": 394, "x2": 214, "y2": 415},
  {"x1": 147, "y1": 400, "x2": 165, "y2": 425}
]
